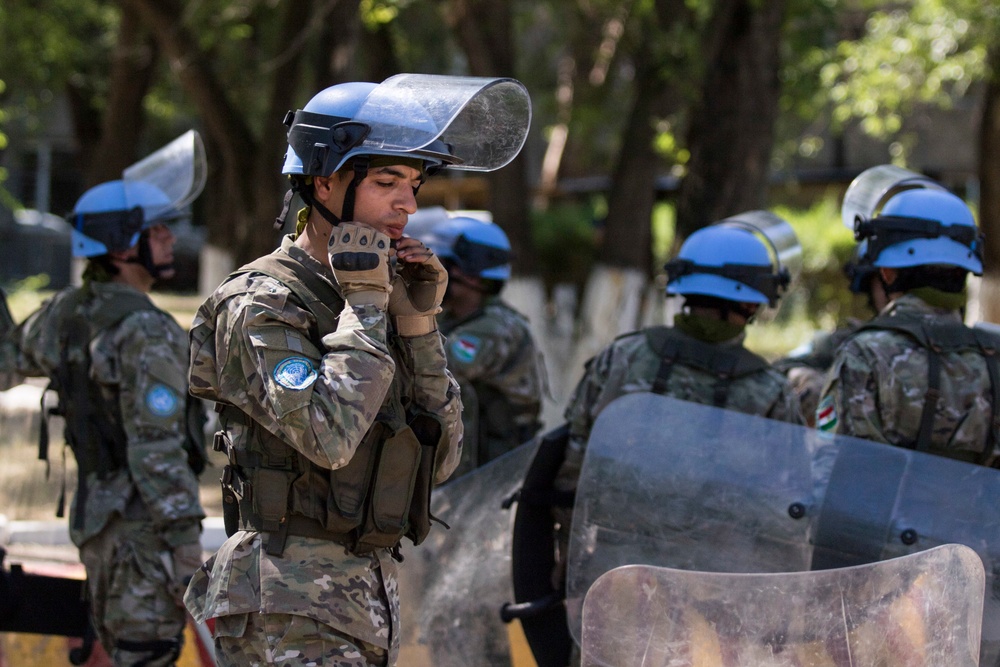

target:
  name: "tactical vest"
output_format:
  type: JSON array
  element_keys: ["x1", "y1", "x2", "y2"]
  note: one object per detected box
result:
[
  {"x1": 40, "y1": 285, "x2": 207, "y2": 528},
  {"x1": 643, "y1": 326, "x2": 770, "y2": 407},
  {"x1": 854, "y1": 312, "x2": 1000, "y2": 464},
  {"x1": 212, "y1": 251, "x2": 440, "y2": 558}
]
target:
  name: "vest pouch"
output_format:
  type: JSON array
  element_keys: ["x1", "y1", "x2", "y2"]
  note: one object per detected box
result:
[
  {"x1": 406, "y1": 415, "x2": 442, "y2": 547},
  {"x1": 357, "y1": 425, "x2": 422, "y2": 550},
  {"x1": 323, "y1": 423, "x2": 385, "y2": 534},
  {"x1": 251, "y1": 468, "x2": 296, "y2": 532}
]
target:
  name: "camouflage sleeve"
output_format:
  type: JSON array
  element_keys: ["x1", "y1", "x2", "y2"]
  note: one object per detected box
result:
[
  {"x1": 395, "y1": 330, "x2": 463, "y2": 483},
  {"x1": 235, "y1": 289, "x2": 397, "y2": 470},
  {"x1": 0, "y1": 289, "x2": 22, "y2": 390},
  {"x1": 444, "y1": 323, "x2": 508, "y2": 382},
  {"x1": 818, "y1": 339, "x2": 887, "y2": 442},
  {"x1": 557, "y1": 347, "x2": 616, "y2": 494},
  {"x1": 113, "y1": 311, "x2": 205, "y2": 546},
  {"x1": 1, "y1": 293, "x2": 66, "y2": 388},
  {"x1": 765, "y1": 372, "x2": 806, "y2": 426}
]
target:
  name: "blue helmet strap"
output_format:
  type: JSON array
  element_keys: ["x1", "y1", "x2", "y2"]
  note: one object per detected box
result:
[
  {"x1": 856, "y1": 215, "x2": 983, "y2": 263},
  {"x1": 123, "y1": 229, "x2": 172, "y2": 280}
]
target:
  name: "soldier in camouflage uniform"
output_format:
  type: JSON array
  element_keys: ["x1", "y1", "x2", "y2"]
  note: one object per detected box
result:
[
  {"x1": 551, "y1": 216, "x2": 803, "y2": 602},
  {"x1": 818, "y1": 180, "x2": 1000, "y2": 464},
  {"x1": 0, "y1": 177, "x2": 207, "y2": 666},
  {"x1": 416, "y1": 216, "x2": 546, "y2": 476},
  {"x1": 775, "y1": 241, "x2": 888, "y2": 426},
  {"x1": 183, "y1": 76, "x2": 529, "y2": 666}
]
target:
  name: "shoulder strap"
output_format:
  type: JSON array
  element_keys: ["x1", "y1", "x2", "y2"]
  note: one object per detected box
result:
[
  {"x1": 644, "y1": 326, "x2": 769, "y2": 407},
  {"x1": 234, "y1": 250, "x2": 343, "y2": 341}
]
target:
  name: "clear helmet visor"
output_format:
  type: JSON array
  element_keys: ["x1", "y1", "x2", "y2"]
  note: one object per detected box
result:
[
  {"x1": 122, "y1": 129, "x2": 208, "y2": 223},
  {"x1": 352, "y1": 74, "x2": 531, "y2": 172},
  {"x1": 716, "y1": 210, "x2": 802, "y2": 283},
  {"x1": 840, "y1": 164, "x2": 948, "y2": 230}
]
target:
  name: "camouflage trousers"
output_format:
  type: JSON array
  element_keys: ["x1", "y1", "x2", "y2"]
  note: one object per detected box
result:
[
  {"x1": 213, "y1": 612, "x2": 388, "y2": 666},
  {"x1": 78, "y1": 517, "x2": 186, "y2": 666}
]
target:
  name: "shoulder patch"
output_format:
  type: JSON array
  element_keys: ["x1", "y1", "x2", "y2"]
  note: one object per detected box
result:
[
  {"x1": 451, "y1": 334, "x2": 482, "y2": 364},
  {"x1": 273, "y1": 356, "x2": 318, "y2": 390},
  {"x1": 816, "y1": 394, "x2": 838, "y2": 433},
  {"x1": 146, "y1": 383, "x2": 180, "y2": 418}
]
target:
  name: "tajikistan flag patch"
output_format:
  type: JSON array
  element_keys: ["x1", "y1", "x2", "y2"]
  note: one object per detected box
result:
[
  {"x1": 451, "y1": 334, "x2": 482, "y2": 364},
  {"x1": 816, "y1": 394, "x2": 838, "y2": 433}
]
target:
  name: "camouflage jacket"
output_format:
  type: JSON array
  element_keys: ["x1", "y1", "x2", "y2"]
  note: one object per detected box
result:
[
  {"x1": 440, "y1": 297, "x2": 545, "y2": 476},
  {"x1": 556, "y1": 326, "x2": 803, "y2": 493},
  {"x1": 774, "y1": 322, "x2": 862, "y2": 426},
  {"x1": 819, "y1": 294, "x2": 1000, "y2": 461},
  {"x1": 0, "y1": 282, "x2": 204, "y2": 547},
  {"x1": 184, "y1": 235, "x2": 463, "y2": 658}
]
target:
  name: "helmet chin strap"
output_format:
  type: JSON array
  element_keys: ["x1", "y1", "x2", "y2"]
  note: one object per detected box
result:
[
  {"x1": 276, "y1": 157, "x2": 371, "y2": 232},
  {"x1": 124, "y1": 232, "x2": 173, "y2": 280}
]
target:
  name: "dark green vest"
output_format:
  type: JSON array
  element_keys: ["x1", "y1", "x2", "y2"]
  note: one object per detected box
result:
[{"x1": 214, "y1": 250, "x2": 440, "y2": 558}]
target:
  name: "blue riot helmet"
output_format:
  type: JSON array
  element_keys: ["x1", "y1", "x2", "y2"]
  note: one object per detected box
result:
[
  {"x1": 665, "y1": 212, "x2": 796, "y2": 307},
  {"x1": 856, "y1": 188, "x2": 983, "y2": 275},
  {"x1": 70, "y1": 180, "x2": 175, "y2": 258},
  {"x1": 422, "y1": 216, "x2": 512, "y2": 281},
  {"x1": 279, "y1": 73, "x2": 531, "y2": 227}
]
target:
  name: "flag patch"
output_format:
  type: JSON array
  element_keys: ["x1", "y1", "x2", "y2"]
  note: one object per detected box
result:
[
  {"x1": 816, "y1": 394, "x2": 837, "y2": 432},
  {"x1": 451, "y1": 335, "x2": 481, "y2": 364}
]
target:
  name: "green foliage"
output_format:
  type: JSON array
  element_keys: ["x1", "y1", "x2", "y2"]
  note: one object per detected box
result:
[
  {"x1": 3, "y1": 274, "x2": 52, "y2": 321},
  {"x1": 531, "y1": 202, "x2": 600, "y2": 293}
]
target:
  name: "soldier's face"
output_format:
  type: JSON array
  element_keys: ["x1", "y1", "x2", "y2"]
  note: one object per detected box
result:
[
  {"x1": 348, "y1": 165, "x2": 422, "y2": 241},
  {"x1": 145, "y1": 224, "x2": 177, "y2": 279}
]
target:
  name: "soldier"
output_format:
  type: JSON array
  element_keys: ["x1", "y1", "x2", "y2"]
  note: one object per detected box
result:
[
  {"x1": 818, "y1": 171, "x2": 1000, "y2": 464},
  {"x1": 183, "y1": 75, "x2": 530, "y2": 666},
  {"x1": 775, "y1": 240, "x2": 889, "y2": 426},
  {"x1": 418, "y1": 216, "x2": 546, "y2": 476},
  {"x1": 550, "y1": 213, "x2": 804, "y2": 615},
  {"x1": 0, "y1": 160, "x2": 207, "y2": 666}
]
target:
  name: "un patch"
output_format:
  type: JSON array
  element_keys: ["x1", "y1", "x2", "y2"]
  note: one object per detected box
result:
[
  {"x1": 451, "y1": 334, "x2": 481, "y2": 364},
  {"x1": 274, "y1": 356, "x2": 318, "y2": 390},
  {"x1": 146, "y1": 383, "x2": 180, "y2": 418}
]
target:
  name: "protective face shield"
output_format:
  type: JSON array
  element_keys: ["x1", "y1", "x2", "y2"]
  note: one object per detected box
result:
[
  {"x1": 664, "y1": 211, "x2": 799, "y2": 307},
  {"x1": 421, "y1": 216, "x2": 512, "y2": 281},
  {"x1": 71, "y1": 130, "x2": 206, "y2": 275},
  {"x1": 841, "y1": 164, "x2": 983, "y2": 274},
  {"x1": 282, "y1": 74, "x2": 531, "y2": 177}
]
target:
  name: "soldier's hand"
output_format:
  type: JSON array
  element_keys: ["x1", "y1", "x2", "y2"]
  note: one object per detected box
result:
[
  {"x1": 389, "y1": 237, "x2": 448, "y2": 336},
  {"x1": 168, "y1": 541, "x2": 204, "y2": 605},
  {"x1": 328, "y1": 223, "x2": 393, "y2": 309}
]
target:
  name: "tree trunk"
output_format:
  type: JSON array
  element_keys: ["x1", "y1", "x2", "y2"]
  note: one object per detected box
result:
[
  {"x1": 675, "y1": 0, "x2": 786, "y2": 240},
  {"x1": 978, "y1": 42, "x2": 1000, "y2": 324},
  {"x1": 446, "y1": 0, "x2": 537, "y2": 274},
  {"x1": 87, "y1": 4, "x2": 158, "y2": 187}
]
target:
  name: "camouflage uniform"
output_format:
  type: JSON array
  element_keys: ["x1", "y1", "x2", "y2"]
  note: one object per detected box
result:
[
  {"x1": 774, "y1": 322, "x2": 860, "y2": 426},
  {"x1": 0, "y1": 281, "x2": 205, "y2": 666},
  {"x1": 184, "y1": 235, "x2": 463, "y2": 667},
  {"x1": 440, "y1": 297, "x2": 545, "y2": 476},
  {"x1": 818, "y1": 294, "x2": 1000, "y2": 462}
]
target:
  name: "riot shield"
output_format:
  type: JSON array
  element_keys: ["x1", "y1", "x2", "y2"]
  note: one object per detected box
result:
[
  {"x1": 566, "y1": 393, "x2": 833, "y2": 642},
  {"x1": 396, "y1": 439, "x2": 536, "y2": 666},
  {"x1": 581, "y1": 544, "x2": 984, "y2": 667}
]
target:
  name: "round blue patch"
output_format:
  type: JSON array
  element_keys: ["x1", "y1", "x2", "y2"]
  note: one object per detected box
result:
[
  {"x1": 274, "y1": 356, "x2": 318, "y2": 390},
  {"x1": 146, "y1": 383, "x2": 180, "y2": 418}
]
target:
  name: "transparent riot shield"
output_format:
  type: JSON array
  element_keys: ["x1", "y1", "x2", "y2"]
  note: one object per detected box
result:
[
  {"x1": 396, "y1": 439, "x2": 536, "y2": 666},
  {"x1": 840, "y1": 164, "x2": 946, "y2": 230},
  {"x1": 123, "y1": 129, "x2": 208, "y2": 220},
  {"x1": 812, "y1": 436, "x2": 1000, "y2": 665},
  {"x1": 581, "y1": 544, "x2": 984, "y2": 667},
  {"x1": 354, "y1": 74, "x2": 531, "y2": 172},
  {"x1": 565, "y1": 393, "x2": 835, "y2": 642}
]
